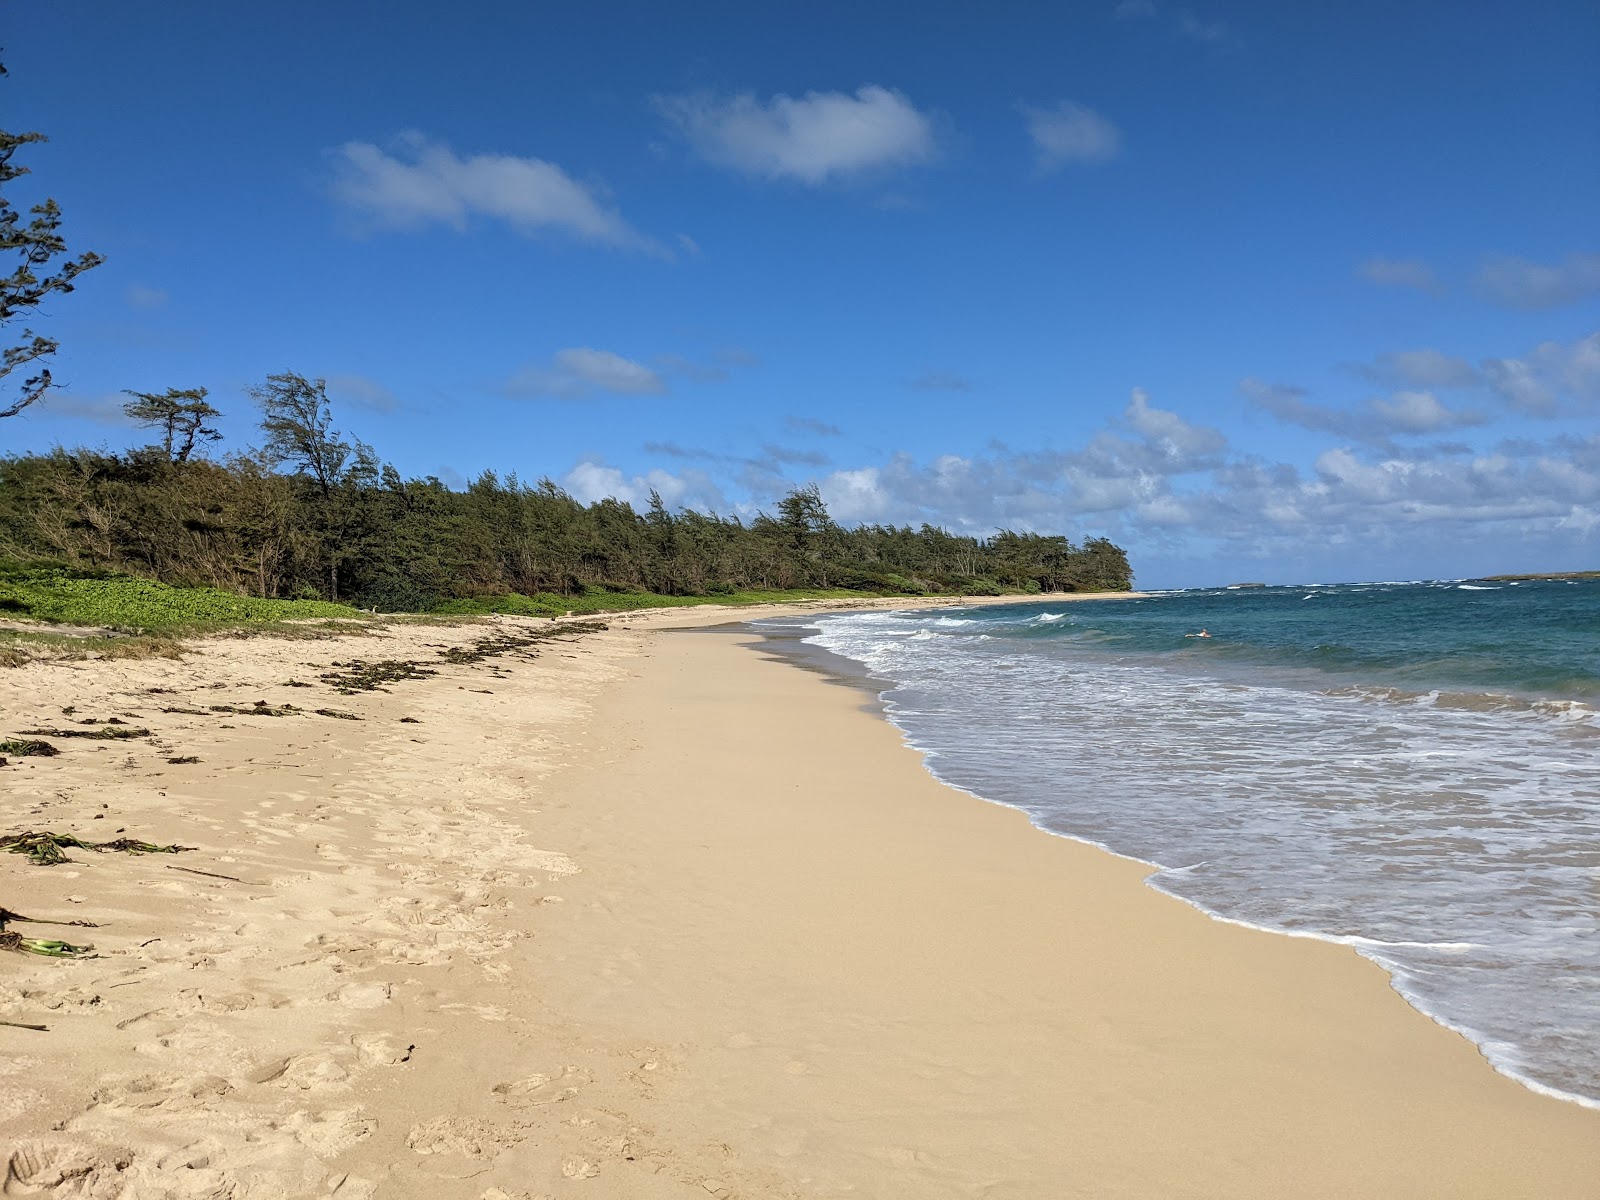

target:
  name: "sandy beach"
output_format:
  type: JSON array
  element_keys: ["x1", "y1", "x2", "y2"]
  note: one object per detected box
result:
[{"x1": 3, "y1": 597, "x2": 1598, "y2": 1198}]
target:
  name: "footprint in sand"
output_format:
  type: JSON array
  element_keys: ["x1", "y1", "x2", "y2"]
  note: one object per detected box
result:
[
  {"x1": 405, "y1": 1117, "x2": 510, "y2": 1157},
  {"x1": 491, "y1": 1067, "x2": 589, "y2": 1107},
  {"x1": 327, "y1": 981, "x2": 391, "y2": 1008},
  {"x1": 5, "y1": 1141, "x2": 135, "y2": 1197},
  {"x1": 279, "y1": 1109, "x2": 375, "y2": 1156},
  {"x1": 252, "y1": 1052, "x2": 352, "y2": 1091},
  {"x1": 351, "y1": 1033, "x2": 413, "y2": 1067}
]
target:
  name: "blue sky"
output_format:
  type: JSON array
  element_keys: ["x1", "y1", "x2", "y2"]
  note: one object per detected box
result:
[{"x1": 6, "y1": 0, "x2": 1598, "y2": 588}]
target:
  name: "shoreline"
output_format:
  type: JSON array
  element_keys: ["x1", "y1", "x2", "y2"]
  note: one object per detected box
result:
[
  {"x1": 746, "y1": 616, "x2": 1600, "y2": 1113},
  {"x1": 3, "y1": 597, "x2": 1595, "y2": 1196}
]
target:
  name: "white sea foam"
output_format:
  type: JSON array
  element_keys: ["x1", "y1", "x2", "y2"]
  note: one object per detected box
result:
[{"x1": 776, "y1": 605, "x2": 1600, "y2": 1108}]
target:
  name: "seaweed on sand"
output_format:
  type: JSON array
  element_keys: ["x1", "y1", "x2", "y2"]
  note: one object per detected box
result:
[
  {"x1": 207, "y1": 701, "x2": 301, "y2": 717},
  {"x1": 16, "y1": 726, "x2": 151, "y2": 740},
  {"x1": 319, "y1": 659, "x2": 438, "y2": 693},
  {"x1": 0, "y1": 738, "x2": 59, "y2": 758},
  {"x1": 0, "y1": 831, "x2": 194, "y2": 867},
  {"x1": 314, "y1": 708, "x2": 362, "y2": 721},
  {"x1": 437, "y1": 620, "x2": 608, "y2": 666}
]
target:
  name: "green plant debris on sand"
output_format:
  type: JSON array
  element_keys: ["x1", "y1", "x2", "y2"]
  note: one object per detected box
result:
[
  {"x1": 439, "y1": 620, "x2": 609, "y2": 666},
  {"x1": 1, "y1": 830, "x2": 195, "y2": 867},
  {"x1": 319, "y1": 658, "x2": 439, "y2": 693},
  {"x1": 16, "y1": 726, "x2": 151, "y2": 740},
  {"x1": 166, "y1": 755, "x2": 200, "y2": 764},
  {"x1": 161, "y1": 705, "x2": 210, "y2": 715},
  {"x1": 314, "y1": 708, "x2": 362, "y2": 721},
  {"x1": 0, "y1": 932, "x2": 94, "y2": 957},
  {"x1": 0, "y1": 738, "x2": 59, "y2": 758},
  {"x1": 207, "y1": 701, "x2": 301, "y2": 717}
]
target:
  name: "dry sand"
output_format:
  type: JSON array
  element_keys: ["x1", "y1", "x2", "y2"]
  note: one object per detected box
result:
[{"x1": 2, "y1": 596, "x2": 1596, "y2": 1198}]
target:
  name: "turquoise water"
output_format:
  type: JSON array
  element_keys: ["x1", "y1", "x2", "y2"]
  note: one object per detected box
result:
[{"x1": 759, "y1": 578, "x2": 1600, "y2": 1107}]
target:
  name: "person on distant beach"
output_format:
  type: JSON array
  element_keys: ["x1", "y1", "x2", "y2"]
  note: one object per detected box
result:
[{"x1": 1186, "y1": 628, "x2": 1212, "y2": 638}]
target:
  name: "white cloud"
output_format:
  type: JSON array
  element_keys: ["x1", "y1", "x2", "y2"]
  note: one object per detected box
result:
[
  {"x1": 562, "y1": 461, "x2": 727, "y2": 512},
  {"x1": 655, "y1": 85, "x2": 938, "y2": 185},
  {"x1": 1243, "y1": 377, "x2": 1485, "y2": 441},
  {"x1": 507, "y1": 348, "x2": 667, "y2": 399},
  {"x1": 1356, "y1": 256, "x2": 1444, "y2": 294},
  {"x1": 124, "y1": 284, "x2": 168, "y2": 310},
  {"x1": 1022, "y1": 101, "x2": 1121, "y2": 169},
  {"x1": 1475, "y1": 253, "x2": 1600, "y2": 311},
  {"x1": 1481, "y1": 331, "x2": 1600, "y2": 416},
  {"x1": 1124, "y1": 387, "x2": 1226, "y2": 458},
  {"x1": 329, "y1": 132, "x2": 648, "y2": 249}
]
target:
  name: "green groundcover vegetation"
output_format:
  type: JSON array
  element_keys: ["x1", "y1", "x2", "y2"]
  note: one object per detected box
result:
[{"x1": 0, "y1": 374, "x2": 1133, "y2": 636}]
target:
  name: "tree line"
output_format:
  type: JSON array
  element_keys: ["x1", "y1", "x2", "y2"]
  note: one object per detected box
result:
[{"x1": 0, "y1": 375, "x2": 1133, "y2": 608}]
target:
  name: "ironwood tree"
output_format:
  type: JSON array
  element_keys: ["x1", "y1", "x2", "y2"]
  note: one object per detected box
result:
[
  {"x1": 122, "y1": 387, "x2": 222, "y2": 462},
  {"x1": 1, "y1": 58, "x2": 105, "y2": 421}
]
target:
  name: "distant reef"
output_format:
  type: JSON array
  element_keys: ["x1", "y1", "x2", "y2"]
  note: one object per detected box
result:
[{"x1": 1477, "y1": 570, "x2": 1600, "y2": 582}]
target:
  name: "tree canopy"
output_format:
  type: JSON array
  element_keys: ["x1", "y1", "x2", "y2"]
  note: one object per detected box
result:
[{"x1": 0, "y1": 373, "x2": 1134, "y2": 608}]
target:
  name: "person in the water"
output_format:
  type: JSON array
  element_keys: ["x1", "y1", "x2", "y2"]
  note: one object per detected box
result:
[{"x1": 1186, "y1": 628, "x2": 1212, "y2": 638}]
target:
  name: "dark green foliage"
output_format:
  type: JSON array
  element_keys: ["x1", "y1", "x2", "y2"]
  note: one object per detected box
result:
[
  {"x1": 0, "y1": 373, "x2": 1133, "y2": 612},
  {"x1": 122, "y1": 387, "x2": 222, "y2": 462},
  {"x1": 0, "y1": 737, "x2": 56, "y2": 756}
]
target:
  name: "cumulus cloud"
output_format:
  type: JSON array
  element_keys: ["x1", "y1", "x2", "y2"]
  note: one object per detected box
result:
[
  {"x1": 1243, "y1": 377, "x2": 1485, "y2": 442},
  {"x1": 654, "y1": 85, "x2": 938, "y2": 184},
  {"x1": 1124, "y1": 387, "x2": 1226, "y2": 458},
  {"x1": 1021, "y1": 101, "x2": 1121, "y2": 169},
  {"x1": 1481, "y1": 331, "x2": 1600, "y2": 416},
  {"x1": 1356, "y1": 256, "x2": 1444, "y2": 294},
  {"x1": 506, "y1": 348, "x2": 667, "y2": 399},
  {"x1": 590, "y1": 382, "x2": 1600, "y2": 580},
  {"x1": 329, "y1": 132, "x2": 648, "y2": 248},
  {"x1": 1474, "y1": 253, "x2": 1600, "y2": 311},
  {"x1": 562, "y1": 461, "x2": 728, "y2": 512}
]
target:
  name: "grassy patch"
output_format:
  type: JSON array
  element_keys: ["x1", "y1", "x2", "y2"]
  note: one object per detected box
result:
[{"x1": 0, "y1": 562, "x2": 360, "y2": 633}]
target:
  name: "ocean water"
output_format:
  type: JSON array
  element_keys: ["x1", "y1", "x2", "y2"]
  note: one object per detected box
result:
[{"x1": 755, "y1": 579, "x2": 1600, "y2": 1108}]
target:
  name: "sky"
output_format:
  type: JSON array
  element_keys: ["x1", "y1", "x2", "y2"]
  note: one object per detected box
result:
[{"x1": 5, "y1": 0, "x2": 1599, "y2": 588}]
